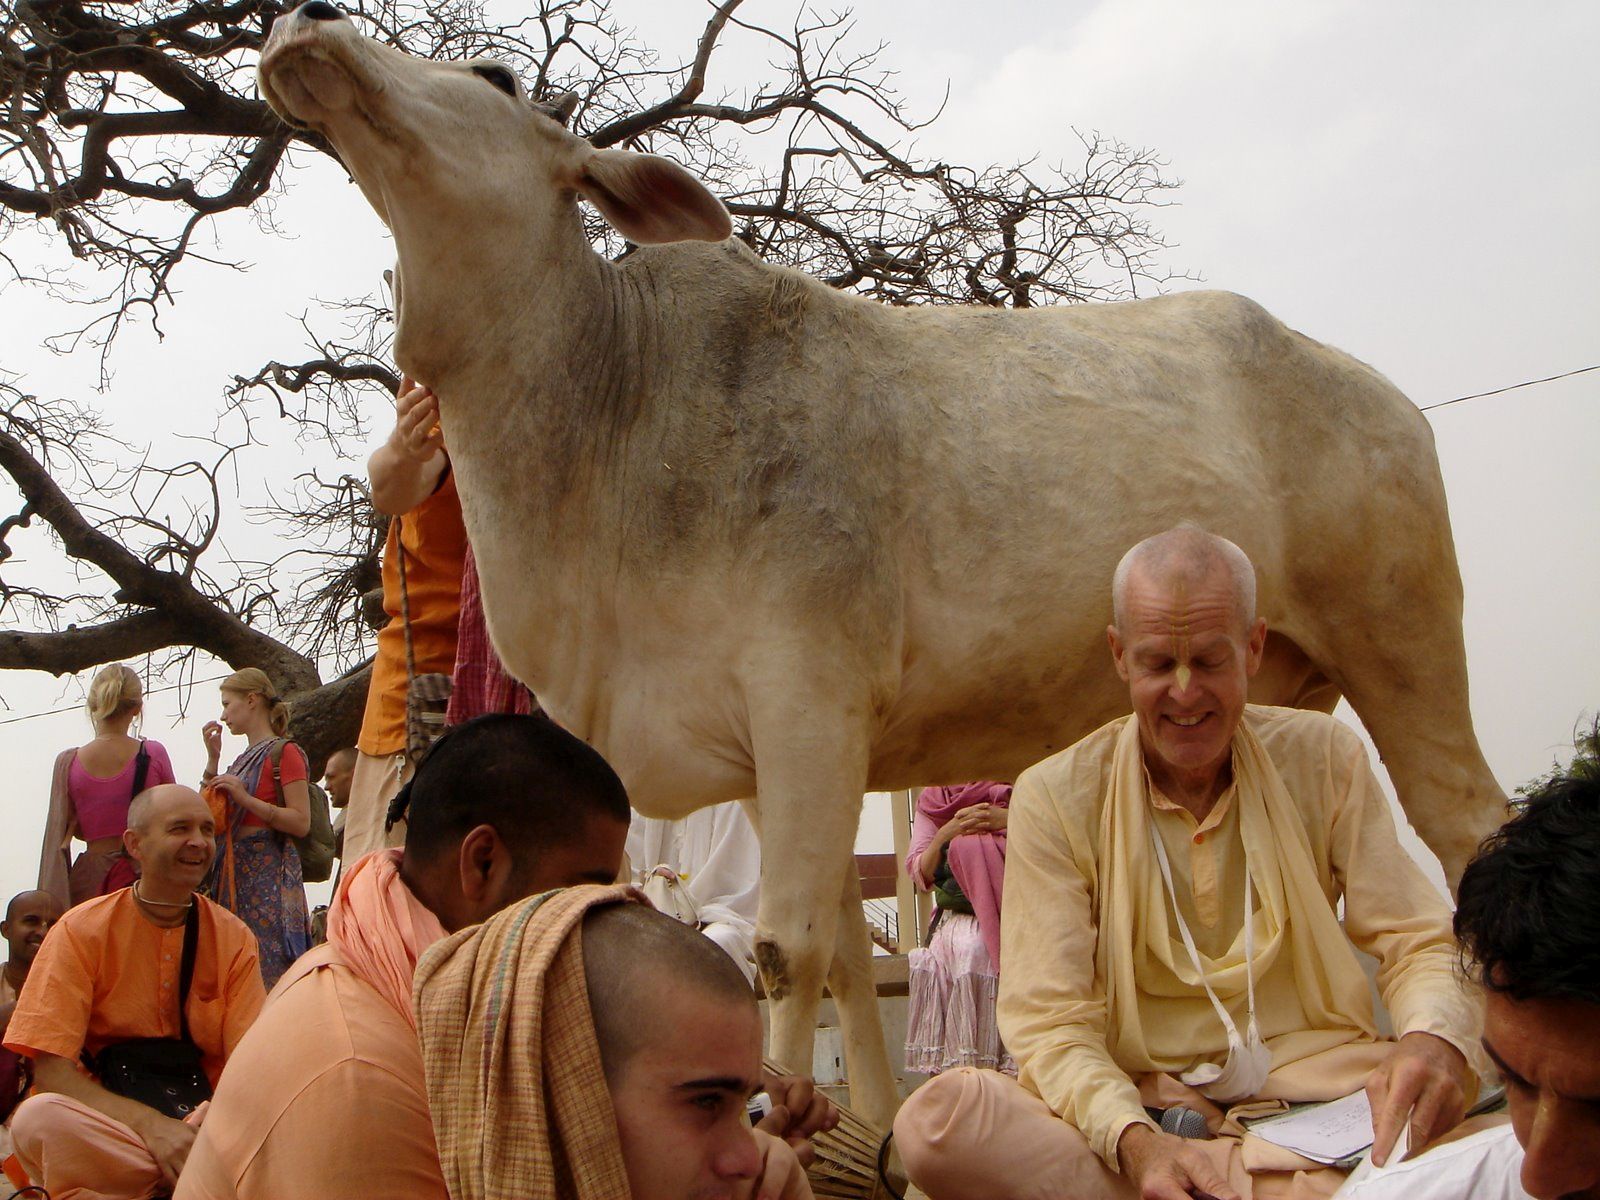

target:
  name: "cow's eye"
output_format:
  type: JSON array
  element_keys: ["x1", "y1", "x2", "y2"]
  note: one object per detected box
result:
[{"x1": 472, "y1": 65, "x2": 519, "y2": 98}]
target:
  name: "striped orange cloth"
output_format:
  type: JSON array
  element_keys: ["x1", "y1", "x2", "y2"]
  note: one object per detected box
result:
[{"x1": 412, "y1": 884, "x2": 636, "y2": 1200}]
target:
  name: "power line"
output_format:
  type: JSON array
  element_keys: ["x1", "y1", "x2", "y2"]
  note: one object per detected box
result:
[
  {"x1": 0, "y1": 364, "x2": 1593, "y2": 730},
  {"x1": 0, "y1": 673, "x2": 229, "y2": 728},
  {"x1": 1419, "y1": 363, "x2": 1599, "y2": 412}
]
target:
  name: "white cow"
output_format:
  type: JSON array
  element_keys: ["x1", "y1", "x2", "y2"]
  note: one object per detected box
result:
[{"x1": 260, "y1": 3, "x2": 1505, "y2": 1124}]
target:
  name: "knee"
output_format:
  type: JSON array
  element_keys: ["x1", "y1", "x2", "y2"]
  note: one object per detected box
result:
[
  {"x1": 894, "y1": 1069, "x2": 983, "y2": 1186},
  {"x1": 11, "y1": 1092, "x2": 80, "y2": 1160}
]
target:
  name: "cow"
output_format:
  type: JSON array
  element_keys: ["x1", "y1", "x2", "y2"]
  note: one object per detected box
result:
[{"x1": 259, "y1": 1, "x2": 1505, "y2": 1125}]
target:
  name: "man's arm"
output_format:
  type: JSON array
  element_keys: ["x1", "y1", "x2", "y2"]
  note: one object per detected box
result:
[
  {"x1": 997, "y1": 767, "x2": 1154, "y2": 1167},
  {"x1": 32, "y1": 1053, "x2": 197, "y2": 1188},
  {"x1": 367, "y1": 376, "x2": 448, "y2": 516},
  {"x1": 1326, "y1": 723, "x2": 1479, "y2": 1163}
]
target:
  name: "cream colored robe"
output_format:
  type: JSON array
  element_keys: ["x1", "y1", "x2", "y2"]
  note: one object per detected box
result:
[{"x1": 999, "y1": 706, "x2": 1482, "y2": 1170}]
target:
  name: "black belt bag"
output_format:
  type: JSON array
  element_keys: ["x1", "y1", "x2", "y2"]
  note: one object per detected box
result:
[{"x1": 90, "y1": 903, "x2": 212, "y2": 1120}]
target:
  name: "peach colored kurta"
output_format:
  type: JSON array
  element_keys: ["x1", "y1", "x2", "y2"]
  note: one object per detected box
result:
[
  {"x1": 174, "y1": 850, "x2": 449, "y2": 1200},
  {"x1": 3, "y1": 891, "x2": 263, "y2": 1200}
]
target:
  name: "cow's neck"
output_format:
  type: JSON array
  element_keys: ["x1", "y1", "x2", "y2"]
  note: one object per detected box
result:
[{"x1": 389, "y1": 205, "x2": 663, "y2": 710}]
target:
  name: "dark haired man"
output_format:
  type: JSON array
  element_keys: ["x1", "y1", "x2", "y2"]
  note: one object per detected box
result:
[{"x1": 1340, "y1": 730, "x2": 1600, "y2": 1200}]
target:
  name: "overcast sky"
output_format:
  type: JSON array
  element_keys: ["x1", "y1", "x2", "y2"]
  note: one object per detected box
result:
[{"x1": 1, "y1": 0, "x2": 1595, "y2": 903}]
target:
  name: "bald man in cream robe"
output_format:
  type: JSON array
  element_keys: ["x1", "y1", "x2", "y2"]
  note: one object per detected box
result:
[{"x1": 894, "y1": 527, "x2": 1492, "y2": 1200}]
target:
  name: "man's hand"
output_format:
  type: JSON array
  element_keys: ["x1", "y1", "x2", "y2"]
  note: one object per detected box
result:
[
  {"x1": 132, "y1": 1109, "x2": 199, "y2": 1190},
  {"x1": 757, "y1": 1069, "x2": 840, "y2": 1166},
  {"x1": 741, "y1": 1129, "x2": 815, "y2": 1200},
  {"x1": 1117, "y1": 1124, "x2": 1239, "y2": 1200},
  {"x1": 1366, "y1": 1031, "x2": 1470, "y2": 1166},
  {"x1": 388, "y1": 376, "x2": 444, "y2": 463}
]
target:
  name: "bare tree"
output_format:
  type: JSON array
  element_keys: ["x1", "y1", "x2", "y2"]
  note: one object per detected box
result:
[{"x1": 1, "y1": 0, "x2": 1182, "y2": 758}]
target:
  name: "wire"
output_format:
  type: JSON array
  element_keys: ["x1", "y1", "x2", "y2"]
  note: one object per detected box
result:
[
  {"x1": 0, "y1": 673, "x2": 230, "y2": 728},
  {"x1": 1419, "y1": 363, "x2": 1599, "y2": 412},
  {"x1": 0, "y1": 365, "x2": 1591, "y2": 730}
]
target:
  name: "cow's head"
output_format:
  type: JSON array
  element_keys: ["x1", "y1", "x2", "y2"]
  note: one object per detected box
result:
[{"x1": 259, "y1": 2, "x2": 732, "y2": 251}]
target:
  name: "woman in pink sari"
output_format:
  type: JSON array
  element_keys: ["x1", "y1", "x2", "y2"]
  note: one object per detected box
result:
[{"x1": 904, "y1": 782, "x2": 1016, "y2": 1076}]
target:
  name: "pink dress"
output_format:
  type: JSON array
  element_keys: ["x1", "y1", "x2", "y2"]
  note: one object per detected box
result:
[
  {"x1": 47, "y1": 741, "x2": 176, "y2": 906},
  {"x1": 904, "y1": 783, "x2": 1016, "y2": 1077}
]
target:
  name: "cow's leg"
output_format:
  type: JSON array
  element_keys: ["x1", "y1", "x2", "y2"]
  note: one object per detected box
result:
[
  {"x1": 746, "y1": 696, "x2": 895, "y2": 1126},
  {"x1": 1284, "y1": 586, "x2": 1504, "y2": 889},
  {"x1": 826, "y1": 862, "x2": 901, "y2": 1126}
]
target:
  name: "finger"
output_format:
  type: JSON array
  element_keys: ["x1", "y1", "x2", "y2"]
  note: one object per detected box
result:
[
  {"x1": 784, "y1": 1132, "x2": 817, "y2": 1168},
  {"x1": 1406, "y1": 1077, "x2": 1454, "y2": 1157},
  {"x1": 1369, "y1": 1070, "x2": 1416, "y2": 1167},
  {"x1": 1186, "y1": 1156, "x2": 1242, "y2": 1200},
  {"x1": 399, "y1": 372, "x2": 415, "y2": 393},
  {"x1": 755, "y1": 1103, "x2": 791, "y2": 1138}
]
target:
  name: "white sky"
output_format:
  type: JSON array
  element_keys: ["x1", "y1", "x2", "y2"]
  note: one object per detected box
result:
[{"x1": 1, "y1": 0, "x2": 1596, "y2": 905}]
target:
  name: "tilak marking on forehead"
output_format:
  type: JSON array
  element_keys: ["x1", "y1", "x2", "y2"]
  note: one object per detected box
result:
[{"x1": 1168, "y1": 576, "x2": 1194, "y2": 689}]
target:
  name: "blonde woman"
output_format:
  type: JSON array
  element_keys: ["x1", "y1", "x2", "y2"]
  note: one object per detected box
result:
[
  {"x1": 38, "y1": 665, "x2": 178, "y2": 908},
  {"x1": 201, "y1": 668, "x2": 312, "y2": 987}
]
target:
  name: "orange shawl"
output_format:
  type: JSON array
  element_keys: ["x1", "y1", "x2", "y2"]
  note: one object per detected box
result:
[{"x1": 327, "y1": 849, "x2": 446, "y2": 1026}]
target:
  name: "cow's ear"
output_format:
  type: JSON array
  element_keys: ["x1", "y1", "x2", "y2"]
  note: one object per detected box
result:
[{"x1": 576, "y1": 149, "x2": 732, "y2": 245}]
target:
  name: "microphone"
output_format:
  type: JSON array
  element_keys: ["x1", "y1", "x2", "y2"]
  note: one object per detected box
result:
[{"x1": 1145, "y1": 1105, "x2": 1212, "y2": 1139}]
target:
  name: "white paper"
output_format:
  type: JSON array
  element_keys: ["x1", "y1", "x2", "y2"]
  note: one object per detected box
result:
[{"x1": 1247, "y1": 1090, "x2": 1377, "y2": 1164}]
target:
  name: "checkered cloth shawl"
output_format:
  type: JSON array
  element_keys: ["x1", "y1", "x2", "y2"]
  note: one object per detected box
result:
[
  {"x1": 413, "y1": 884, "x2": 636, "y2": 1200},
  {"x1": 445, "y1": 544, "x2": 535, "y2": 726}
]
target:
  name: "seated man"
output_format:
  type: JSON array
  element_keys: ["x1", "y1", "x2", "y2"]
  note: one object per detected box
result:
[
  {"x1": 895, "y1": 525, "x2": 1484, "y2": 1200},
  {"x1": 1338, "y1": 724, "x2": 1600, "y2": 1199},
  {"x1": 0, "y1": 890, "x2": 65, "y2": 1149},
  {"x1": 416, "y1": 887, "x2": 814, "y2": 1200},
  {"x1": 4, "y1": 785, "x2": 265, "y2": 1199},
  {"x1": 178, "y1": 714, "x2": 833, "y2": 1199}
]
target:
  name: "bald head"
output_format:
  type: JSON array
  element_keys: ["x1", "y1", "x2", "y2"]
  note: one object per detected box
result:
[
  {"x1": 128, "y1": 783, "x2": 208, "y2": 834},
  {"x1": 1112, "y1": 525, "x2": 1257, "y2": 635},
  {"x1": 582, "y1": 904, "x2": 755, "y2": 1086},
  {"x1": 5, "y1": 890, "x2": 58, "y2": 925}
]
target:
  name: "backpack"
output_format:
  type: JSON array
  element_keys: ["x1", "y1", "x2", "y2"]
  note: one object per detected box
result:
[{"x1": 269, "y1": 740, "x2": 337, "y2": 883}]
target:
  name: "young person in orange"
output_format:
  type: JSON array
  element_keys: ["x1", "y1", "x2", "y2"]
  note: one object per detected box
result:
[
  {"x1": 344, "y1": 374, "x2": 467, "y2": 864},
  {"x1": 4, "y1": 785, "x2": 265, "y2": 1199}
]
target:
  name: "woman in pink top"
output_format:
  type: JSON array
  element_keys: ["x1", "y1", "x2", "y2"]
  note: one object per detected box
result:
[
  {"x1": 37, "y1": 665, "x2": 177, "y2": 908},
  {"x1": 904, "y1": 781, "x2": 1016, "y2": 1077}
]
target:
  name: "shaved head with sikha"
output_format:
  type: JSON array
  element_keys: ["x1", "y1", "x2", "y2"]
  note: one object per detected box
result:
[{"x1": 582, "y1": 903, "x2": 767, "y2": 1200}]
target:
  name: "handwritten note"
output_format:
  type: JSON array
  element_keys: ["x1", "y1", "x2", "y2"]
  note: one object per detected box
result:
[{"x1": 1245, "y1": 1090, "x2": 1376, "y2": 1164}]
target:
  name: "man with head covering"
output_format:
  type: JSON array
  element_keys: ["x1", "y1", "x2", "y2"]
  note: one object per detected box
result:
[
  {"x1": 894, "y1": 525, "x2": 1487, "y2": 1200},
  {"x1": 416, "y1": 885, "x2": 813, "y2": 1200},
  {"x1": 4, "y1": 785, "x2": 265, "y2": 1200},
  {"x1": 177, "y1": 713, "x2": 833, "y2": 1200}
]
